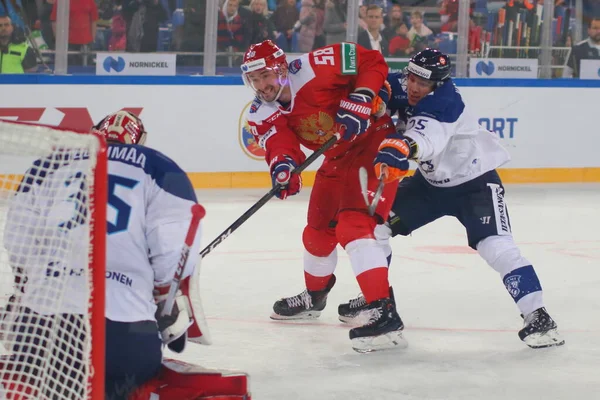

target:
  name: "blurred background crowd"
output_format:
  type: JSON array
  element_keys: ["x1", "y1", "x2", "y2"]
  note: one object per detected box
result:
[{"x1": 0, "y1": 0, "x2": 599, "y2": 77}]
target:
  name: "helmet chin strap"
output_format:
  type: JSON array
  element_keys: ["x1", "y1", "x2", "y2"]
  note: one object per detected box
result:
[{"x1": 272, "y1": 73, "x2": 287, "y2": 102}]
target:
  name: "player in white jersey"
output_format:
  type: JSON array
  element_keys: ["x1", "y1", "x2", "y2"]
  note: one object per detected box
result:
[
  {"x1": 338, "y1": 49, "x2": 564, "y2": 349},
  {"x1": 3, "y1": 111, "x2": 205, "y2": 399}
]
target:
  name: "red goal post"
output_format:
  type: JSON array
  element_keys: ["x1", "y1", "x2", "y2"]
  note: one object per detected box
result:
[{"x1": 0, "y1": 120, "x2": 106, "y2": 399}]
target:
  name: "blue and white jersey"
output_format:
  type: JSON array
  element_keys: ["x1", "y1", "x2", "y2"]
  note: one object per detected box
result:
[
  {"x1": 4, "y1": 144, "x2": 202, "y2": 322},
  {"x1": 387, "y1": 72, "x2": 511, "y2": 187},
  {"x1": 105, "y1": 144, "x2": 201, "y2": 322}
]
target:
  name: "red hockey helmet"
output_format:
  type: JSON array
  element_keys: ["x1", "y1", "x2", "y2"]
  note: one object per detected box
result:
[
  {"x1": 92, "y1": 111, "x2": 147, "y2": 145},
  {"x1": 241, "y1": 40, "x2": 287, "y2": 101}
]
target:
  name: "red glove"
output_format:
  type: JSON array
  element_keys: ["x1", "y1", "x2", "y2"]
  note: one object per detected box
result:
[{"x1": 269, "y1": 155, "x2": 302, "y2": 200}]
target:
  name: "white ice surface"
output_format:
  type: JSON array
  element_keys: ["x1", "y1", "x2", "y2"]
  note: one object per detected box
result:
[{"x1": 168, "y1": 184, "x2": 600, "y2": 400}]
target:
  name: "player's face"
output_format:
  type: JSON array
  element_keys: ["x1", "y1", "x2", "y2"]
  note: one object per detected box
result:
[
  {"x1": 246, "y1": 68, "x2": 282, "y2": 102},
  {"x1": 406, "y1": 73, "x2": 435, "y2": 105}
]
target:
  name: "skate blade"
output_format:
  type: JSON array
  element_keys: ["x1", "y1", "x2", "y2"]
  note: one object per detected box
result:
[
  {"x1": 351, "y1": 330, "x2": 408, "y2": 353},
  {"x1": 523, "y1": 328, "x2": 565, "y2": 349},
  {"x1": 270, "y1": 310, "x2": 322, "y2": 321}
]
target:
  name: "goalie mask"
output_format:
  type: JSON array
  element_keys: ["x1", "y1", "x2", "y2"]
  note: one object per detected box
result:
[
  {"x1": 92, "y1": 110, "x2": 147, "y2": 145},
  {"x1": 241, "y1": 40, "x2": 288, "y2": 102}
]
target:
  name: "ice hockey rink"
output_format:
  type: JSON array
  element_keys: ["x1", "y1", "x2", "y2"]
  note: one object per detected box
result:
[{"x1": 172, "y1": 183, "x2": 600, "y2": 400}]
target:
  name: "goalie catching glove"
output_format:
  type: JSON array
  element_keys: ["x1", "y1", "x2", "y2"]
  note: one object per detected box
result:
[
  {"x1": 374, "y1": 134, "x2": 416, "y2": 184},
  {"x1": 154, "y1": 284, "x2": 194, "y2": 353}
]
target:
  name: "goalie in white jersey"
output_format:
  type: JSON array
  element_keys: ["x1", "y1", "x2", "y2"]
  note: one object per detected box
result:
[
  {"x1": 3, "y1": 111, "x2": 207, "y2": 399},
  {"x1": 338, "y1": 49, "x2": 564, "y2": 349}
]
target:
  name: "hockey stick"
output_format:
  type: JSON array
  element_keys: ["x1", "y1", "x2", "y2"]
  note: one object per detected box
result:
[
  {"x1": 199, "y1": 135, "x2": 337, "y2": 259},
  {"x1": 162, "y1": 203, "x2": 206, "y2": 316},
  {"x1": 359, "y1": 166, "x2": 384, "y2": 216}
]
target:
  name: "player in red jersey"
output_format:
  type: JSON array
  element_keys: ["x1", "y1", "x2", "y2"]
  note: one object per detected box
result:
[{"x1": 242, "y1": 40, "x2": 408, "y2": 352}]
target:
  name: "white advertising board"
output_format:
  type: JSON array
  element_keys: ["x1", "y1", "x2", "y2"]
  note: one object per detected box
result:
[
  {"x1": 0, "y1": 84, "x2": 598, "y2": 173},
  {"x1": 470, "y1": 58, "x2": 538, "y2": 78},
  {"x1": 96, "y1": 53, "x2": 176, "y2": 76},
  {"x1": 579, "y1": 59, "x2": 600, "y2": 80}
]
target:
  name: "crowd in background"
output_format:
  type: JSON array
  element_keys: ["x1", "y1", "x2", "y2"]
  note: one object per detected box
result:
[{"x1": 0, "y1": 0, "x2": 599, "y2": 76}]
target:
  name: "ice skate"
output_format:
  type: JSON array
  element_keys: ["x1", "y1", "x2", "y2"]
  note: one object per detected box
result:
[
  {"x1": 270, "y1": 275, "x2": 336, "y2": 320},
  {"x1": 349, "y1": 289, "x2": 407, "y2": 353},
  {"x1": 519, "y1": 307, "x2": 565, "y2": 349},
  {"x1": 338, "y1": 293, "x2": 368, "y2": 324}
]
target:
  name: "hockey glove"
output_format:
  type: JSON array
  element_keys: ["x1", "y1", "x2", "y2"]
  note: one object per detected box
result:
[
  {"x1": 374, "y1": 134, "x2": 412, "y2": 184},
  {"x1": 154, "y1": 285, "x2": 194, "y2": 353},
  {"x1": 335, "y1": 91, "x2": 373, "y2": 141},
  {"x1": 371, "y1": 81, "x2": 392, "y2": 118},
  {"x1": 270, "y1": 155, "x2": 302, "y2": 200}
]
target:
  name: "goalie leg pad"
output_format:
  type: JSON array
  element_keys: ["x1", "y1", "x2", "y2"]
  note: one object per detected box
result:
[{"x1": 130, "y1": 359, "x2": 251, "y2": 400}]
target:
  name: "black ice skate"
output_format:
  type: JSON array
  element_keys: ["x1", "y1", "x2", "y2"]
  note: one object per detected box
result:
[
  {"x1": 270, "y1": 275, "x2": 336, "y2": 320},
  {"x1": 518, "y1": 307, "x2": 565, "y2": 349},
  {"x1": 338, "y1": 293, "x2": 368, "y2": 324},
  {"x1": 348, "y1": 289, "x2": 407, "y2": 353}
]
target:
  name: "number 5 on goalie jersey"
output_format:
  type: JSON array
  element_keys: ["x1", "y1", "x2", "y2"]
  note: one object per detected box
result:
[{"x1": 107, "y1": 174, "x2": 138, "y2": 235}]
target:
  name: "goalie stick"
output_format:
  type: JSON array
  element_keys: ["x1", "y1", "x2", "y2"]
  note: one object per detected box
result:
[
  {"x1": 199, "y1": 135, "x2": 337, "y2": 259},
  {"x1": 359, "y1": 166, "x2": 385, "y2": 216},
  {"x1": 162, "y1": 203, "x2": 206, "y2": 316}
]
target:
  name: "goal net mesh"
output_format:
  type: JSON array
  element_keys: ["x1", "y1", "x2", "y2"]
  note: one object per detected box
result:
[{"x1": 0, "y1": 121, "x2": 103, "y2": 399}]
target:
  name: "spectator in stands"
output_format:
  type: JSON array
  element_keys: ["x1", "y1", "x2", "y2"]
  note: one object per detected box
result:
[
  {"x1": 249, "y1": 0, "x2": 276, "y2": 44},
  {"x1": 181, "y1": 0, "x2": 206, "y2": 64},
  {"x1": 440, "y1": 0, "x2": 459, "y2": 32},
  {"x1": 50, "y1": 0, "x2": 97, "y2": 65},
  {"x1": 357, "y1": 5, "x2": 388, "y2": 56},
  {"x1": 384, "y1": 4, "x2": 409, "y2": 40},
  {"x1": 0, "y1": 15, "x2": 37, "y2": 73},
  {"x1": 296, "y1": 0, "x2": 326, "y2": 52},
  {"x1": 128, "y1": 0, "x2": 168, "y2": 53},
  {"x1": 218, "y1": 0, "x2": 252, "y2": 64},
  {"x1": 388, "y1": 22, "x2": 412, "y2": 56},
  {"x1": 407, "y1": 10, "x2": 433, "y2": 52},
  {"x1": 360, "y1": 0, "x2": 391, "y2": 16},
  {"x1": 564, "y1": 17, "x2": 600, "y2": 78},
  {"x1": 109, "y1": 4, "x2": 127, "y2": 51},
  {"x1": 358, "y1": 5, "x2": 368, "y2": 31},
  {"x1": 272, "y1": 0, "x2": 299, "y2": 51},
  {"x1": 38, "y1": 0, "x2": 55, "y2": 50},
  {"x1": 313, "y1": 0, "x2": 327, "y2": 49},
  {"x1": 323, "y1": 0, "x2": 346, "y2": 45}
]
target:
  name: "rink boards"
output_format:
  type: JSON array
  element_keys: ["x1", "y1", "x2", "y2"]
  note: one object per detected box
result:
[{"x1": 0, "y1": 76, "x2": 598, "y2": 188}]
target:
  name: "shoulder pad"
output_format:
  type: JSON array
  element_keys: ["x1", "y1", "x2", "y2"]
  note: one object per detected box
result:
[{"x1": 413, "y1": 80, "x2": 465, "y2": 123}]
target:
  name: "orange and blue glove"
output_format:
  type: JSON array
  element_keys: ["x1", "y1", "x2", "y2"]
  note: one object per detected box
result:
[
  {"x1": 374, "y1": 134, "x2": 412, "y2": 184},
  {"x1": 371, "y1": 80, "x2": 392, "y2": 118}
]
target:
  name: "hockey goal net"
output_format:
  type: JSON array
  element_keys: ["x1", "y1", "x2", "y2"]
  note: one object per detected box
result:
[{"x1": 0, "y1": 120, "x2": 106, "y2": 399}]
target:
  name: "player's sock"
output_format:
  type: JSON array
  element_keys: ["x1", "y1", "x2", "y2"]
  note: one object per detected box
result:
[
  {"x1": 502, "y1": 265, "x2": 543, "y2": 312},
  {"x1": 304, "y1": 272, "x2": 334, "y2": 292},
  {"x1": 303, "y1": 249, "x2": 337, "y2": 291}
]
